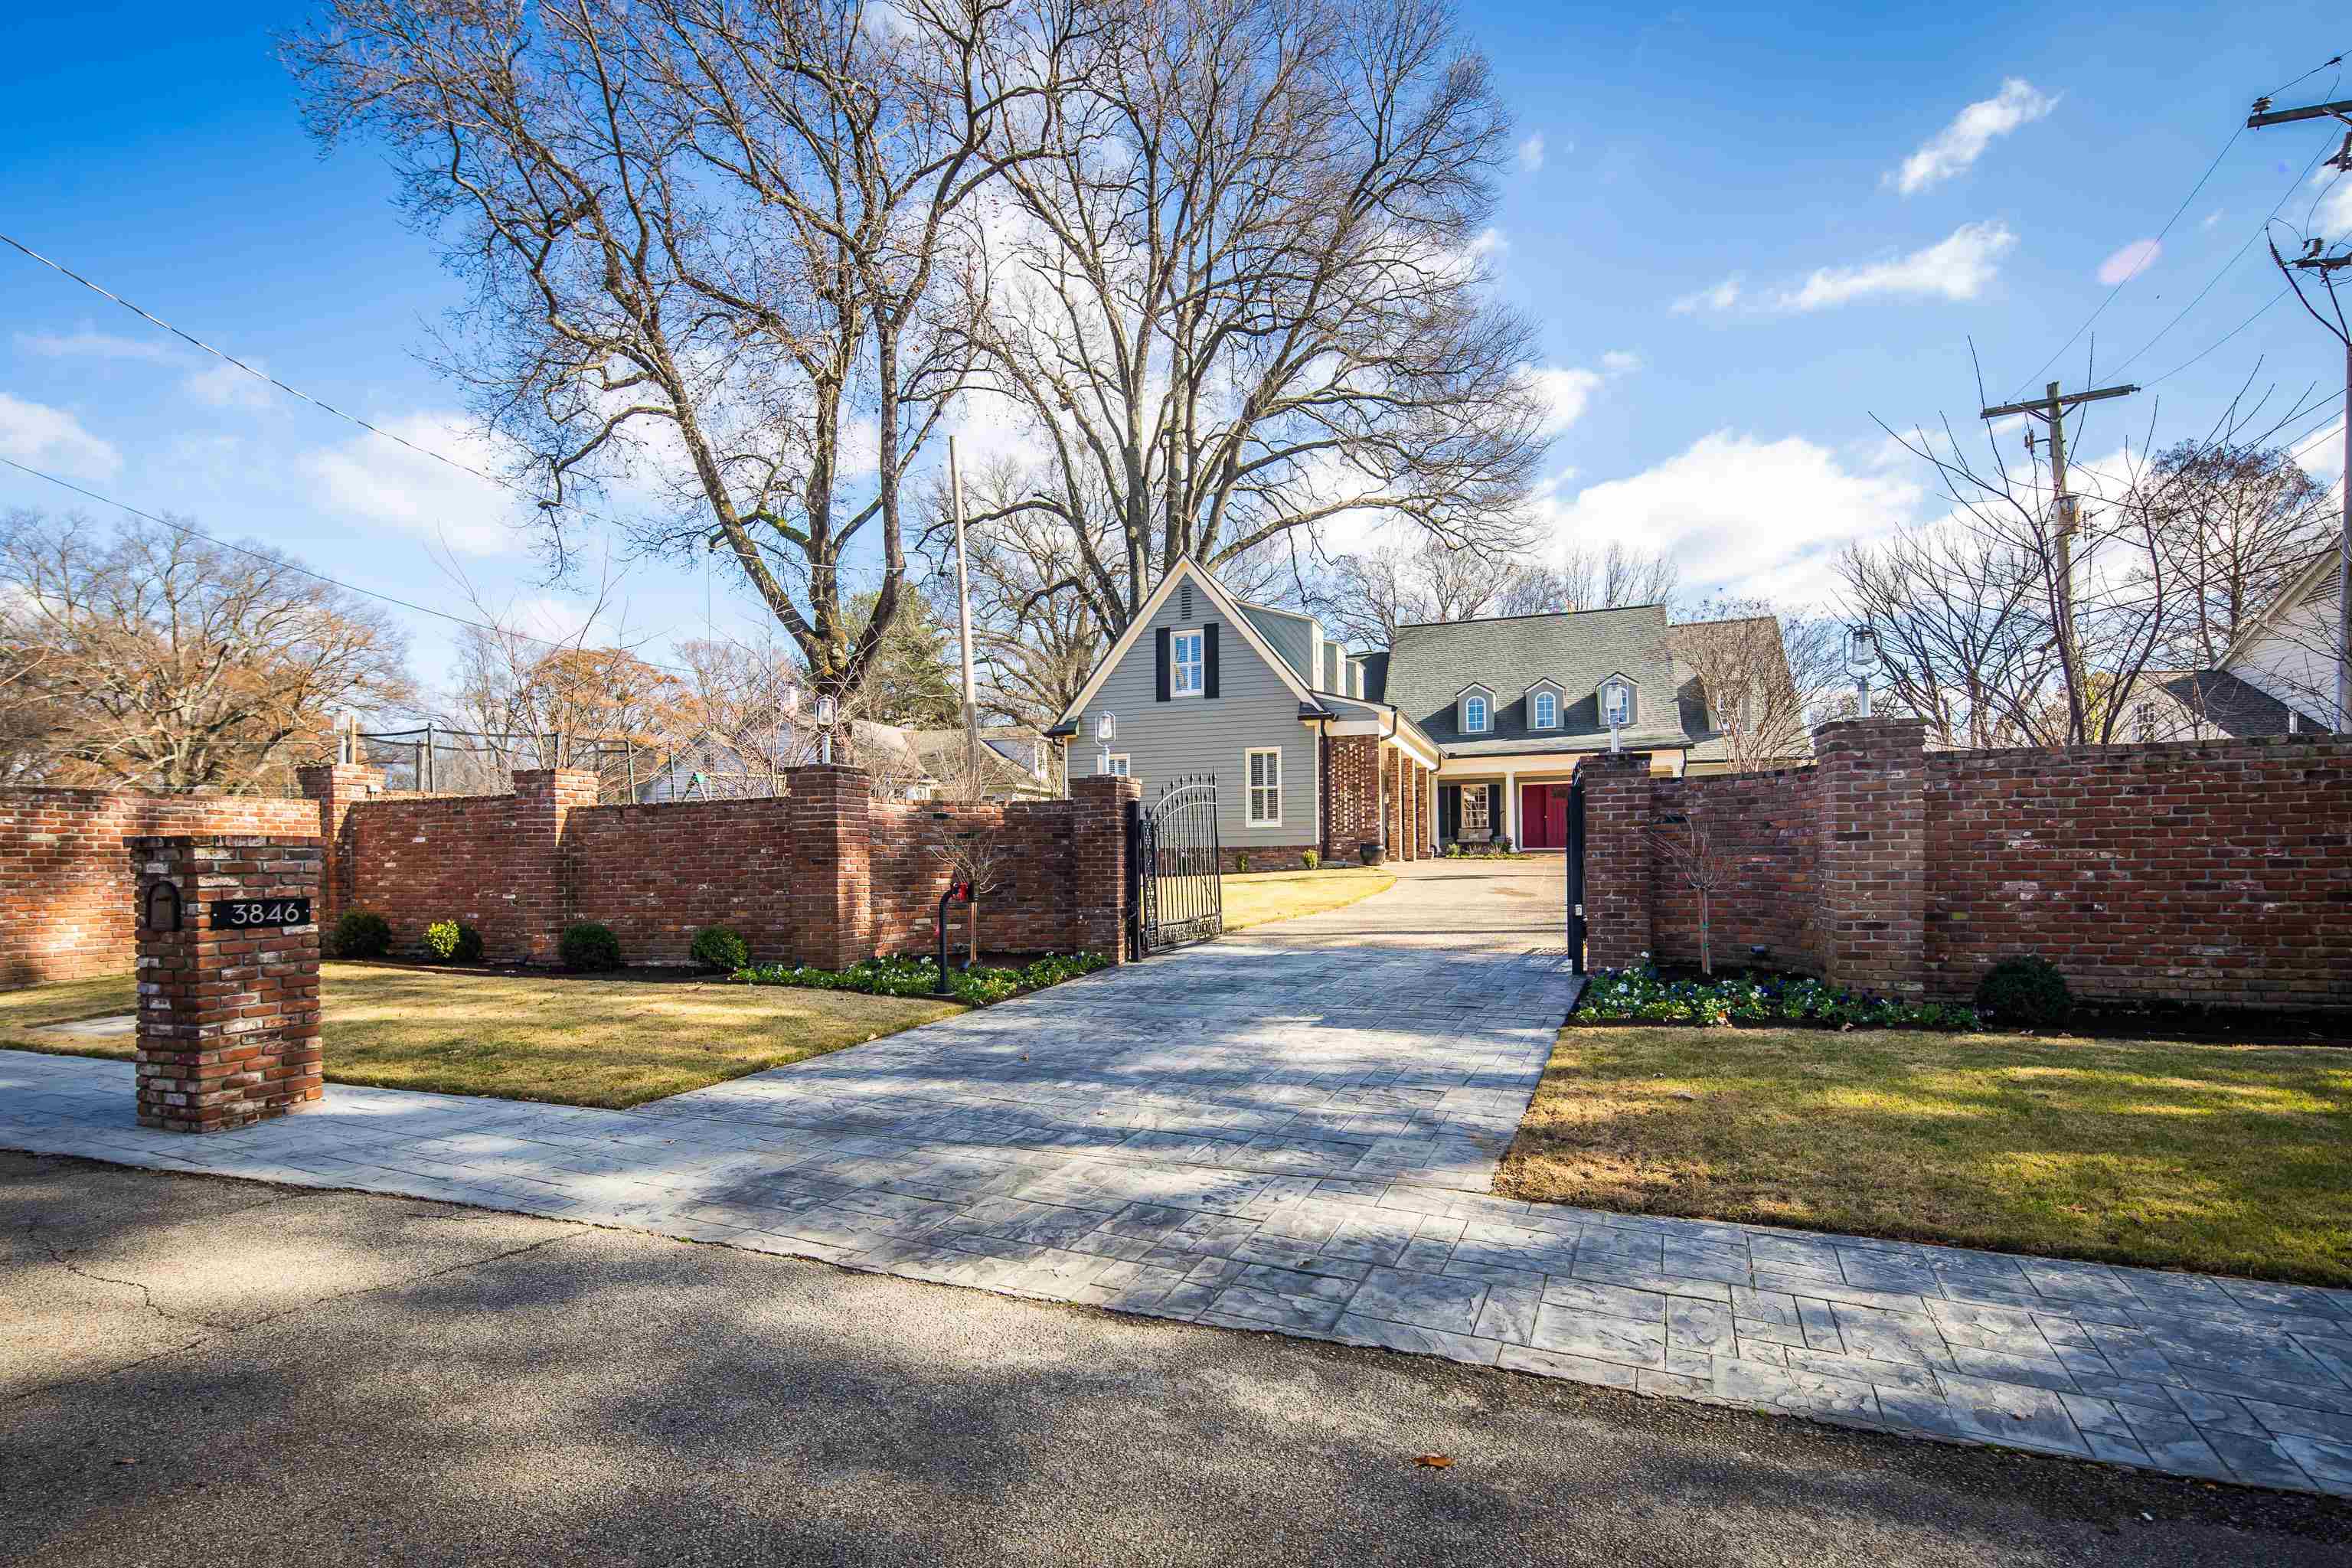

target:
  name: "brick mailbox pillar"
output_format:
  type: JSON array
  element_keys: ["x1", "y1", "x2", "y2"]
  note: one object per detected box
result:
[{"x1": 129, "y1": 835, "x2": 325, "y2": 1132}]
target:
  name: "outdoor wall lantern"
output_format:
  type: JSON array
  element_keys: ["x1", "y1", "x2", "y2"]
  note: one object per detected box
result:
[
  {"x1": 142, "y1": 879, "x2": 182, "y2": 933},
  {"x1": 1844, "y1": 622, "x2": 1881, "y2": 718}
]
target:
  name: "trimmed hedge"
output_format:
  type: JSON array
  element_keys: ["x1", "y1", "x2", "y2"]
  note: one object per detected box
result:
[
  {"x1": 1576, "y1": 965, "x2": 1981, "y2": 1031},
  {"x1": 331, "y1": 910, "x2": 391, "y2": 959},
  {"x1": 559, "y1": 921, "x2": 623, "y2": 972},
  {"x1": 690, "y1": 926, "x2": 750, "y2": 974},
  {"x1": 735, "y1": 952, "x2": 1110, "y2": 1006},
  {"x1": 1975, "y1": 955, "x2": 2072, "y2": 1027}
]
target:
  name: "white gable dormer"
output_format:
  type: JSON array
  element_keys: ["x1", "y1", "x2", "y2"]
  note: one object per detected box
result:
[
  {"x1": 1523, "y1": 678, "x2": 1564, "y2": 730},
  {"x1": 1455, "y1": 681, "x2": 1494, "y2": 735}
]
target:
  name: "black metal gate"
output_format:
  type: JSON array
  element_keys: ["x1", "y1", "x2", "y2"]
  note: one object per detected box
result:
[
  {"x1": 1564, "y1": 775, "x2": 1588, "y2": 974},
  {"x1": 1129, "y1": 776, "x2": 1223, "y2": 956}
]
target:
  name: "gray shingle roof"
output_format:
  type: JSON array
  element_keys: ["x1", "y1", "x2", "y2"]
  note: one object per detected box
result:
[
  {"x1": 1378, "y1": 604, "x2": 1699, "y2": 753},
  {"x1": 2136, "y1": 668, "x2": 2321, "y2": 738}
]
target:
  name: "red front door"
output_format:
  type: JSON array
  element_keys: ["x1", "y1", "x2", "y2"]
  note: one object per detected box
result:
[{"x1": 1520, "y1": 784, "x2": 1569, "y2": 849}]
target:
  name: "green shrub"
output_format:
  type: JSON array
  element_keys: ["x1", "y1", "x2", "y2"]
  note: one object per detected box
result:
[
  {"x1": 734, "y1": 951, "x2": 1111, "y2": 1006},
  {"x1": 1235, "y1": 850, "x2": 1252, "y2": 873},
  {"x1": 691, "y1": 925, "x2": 750, "y2": 974},
  {"x1": 1975, "y1": 955, "x2": 2072, "y2": 1027},
  {"x1": 331, "y1": 910, "x2": 391, "y2": 959},
  {"x1": 1445, "y1": 842, "x2": 1462, "y2": 858},
  {"x1": 1301, "y1": 849, "x2": 1320, "y2": 871},
  {"x1": 1577, "y1": 965, "x2": 1981, "y2": 1032},
  {"x1": 422, "y1": 919, "x2": 485, "y2": 963},
  {"x1": 559, "y1": 921, "x2": 623, "y2": 972}
]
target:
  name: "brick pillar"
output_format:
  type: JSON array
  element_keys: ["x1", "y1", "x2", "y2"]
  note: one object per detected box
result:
[
  {"x1": 1383, "y1": 747, "x2": 1403, "y2": 861},
  {"x1": 511, "y1": 769, "x2": 600, "y2": 963},
  {"x1": 295, "y1": 761, "x2": 385, "y2": 930},
  {"x1": 129, "y1": 835, "x2": 323, "y2": 1132},
  {"x1": 1815, "y1": 718, "x2": 1929, "y2": 995},
  {"x1": 1072, "y1": 773, "x2": 1141, "y2": 962},
  {"x1": 1413, "y1": 766, "x2": 1432, "y2": 858},
  {"x1": 787, "y1": 765, "x2": 874, "y2": 969},
  {"x1": 1325, "y1": 735, "x2": 1380, "y2": 861},
  {"x1": 1579, "y1": 753, "x2": 1655, "y2": 970}
]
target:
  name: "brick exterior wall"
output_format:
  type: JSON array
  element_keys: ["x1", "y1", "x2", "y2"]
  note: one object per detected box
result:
[
  {"x1": 1577, "y1": 751, "x2": 1655, "y2": 969},
  {"x1": 293, "y1": 762, "x2": 386, "y2": 929},
  {"x1": 345, "y1": 787, "x2": 559, "y2": 963},
  {"x1": 870, "y1": 799, "x2": 1080, "y2": 955},
  {"x1": 563, "y1": 795, "x2": 799, "y2": 965},
  {"x1": 1071, "y1": 775, "x2": 1138, "y2": 962},
  {"x1": 130, "y1": 835, "x2": 323, "y2": 1132},
  {"x1": 1325, "y1": 734, "x2": 1382, "y2": 861},
  {"x1": 1924, "y1": 733, "x2": 2352, "y2": 1008},
  {"x1": 1815, "y1": 720, "x2": 1929, "y2": 995},
  {"x1": 0, "y1": 789, "x2": 322, "y2": 988}
]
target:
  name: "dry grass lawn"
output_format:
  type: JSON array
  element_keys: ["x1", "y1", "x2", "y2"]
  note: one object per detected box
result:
[
  {"x1": 1220, "y1": 867, "x2": 1396, "y2": 930},
  {"x1": 1498, "y1": 1024, "x2": 2352, "y2": 1286},
  {"x1": 1, "y1": 963, "x2": 961, "y2": 1109}
]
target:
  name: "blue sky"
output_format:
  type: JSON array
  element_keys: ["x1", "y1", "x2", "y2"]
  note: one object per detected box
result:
[{"x1": 4, "y1": 0, "x2": 2349, "y2": 698}]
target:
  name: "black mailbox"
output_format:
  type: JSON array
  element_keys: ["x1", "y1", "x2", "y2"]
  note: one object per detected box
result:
[{"x1": 143, "y1": 880, "x2": 183, "y2": 933}]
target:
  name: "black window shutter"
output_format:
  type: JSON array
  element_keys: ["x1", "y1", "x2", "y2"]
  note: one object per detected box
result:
[
  {"x1": 1487, "y1": 783, "x2": 1501, "y2": 829},
  {"x1": 1155, "y1": 626, "x2": 1171, "y2": 701},
  {"x1": 1204, "y1": 623, "x2": 1220, "y2": 697}
]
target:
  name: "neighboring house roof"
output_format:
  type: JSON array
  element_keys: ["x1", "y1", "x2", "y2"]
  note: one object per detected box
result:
[
  {"x1": 2125, "y1": 668, "x2": 2322, "y2": 739},
  {"x1": 2220, "y1": 547, "x2": 2344, "y2": 671}
]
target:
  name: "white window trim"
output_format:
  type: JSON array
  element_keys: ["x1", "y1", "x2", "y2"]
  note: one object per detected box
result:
[
  {"x1": 1244, "y1": 746, "x2": 1282, "y2": 827},
  {"x1": 1463, "y1": 694, "x2": 1490, "y2": 733},
  {"x1": 1532, "y1": 691, "x2": 1558, "y2": 729},
  {"x1": 1102, "y1": 753, "x2": 1131, "y2": 777},
  {"x1": 1171, "y1": 628, "x2": 1205, "y2": 697}
]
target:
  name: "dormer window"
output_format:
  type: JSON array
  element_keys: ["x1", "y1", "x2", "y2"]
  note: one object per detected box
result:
[
  {"x1": 1532, "y1": 690, "x2": 1558, "y2": 729},
  {"x1": 1464, "y1": 693, "x2": 1489, "y2": 733},
  {"x1": 1601, "y1": 678, "x2": 1633, "y2": 727}
]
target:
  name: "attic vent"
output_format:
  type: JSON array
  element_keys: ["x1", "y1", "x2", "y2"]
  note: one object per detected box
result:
[{"x1": 1180, "y1": 584, "x2": 1194, "y2": 619}]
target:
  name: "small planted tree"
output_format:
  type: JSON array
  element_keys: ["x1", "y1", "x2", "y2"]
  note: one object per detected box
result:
[
  {"x1": 1648, "y1": 802, "x2": 1743, "y2": 978},
  {"x1": 937, "y1": 828, "x2": 1010, "y2": 969}
]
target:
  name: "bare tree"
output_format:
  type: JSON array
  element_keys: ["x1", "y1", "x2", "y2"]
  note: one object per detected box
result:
[
  {"x1": 1648, "y1": 800, "x2": 1740, "y2": 978},
  {"x1": 952, "y1": 0, "x2": 1548, "y2": 639},
  {"x1": 1557, "y1": 541, "x2": 1681, "y2": 613},
  {"x1": 288, "y1": 0, "x2": 1077, "y2": 707},
  {"x1": 0, "y1": 511, "x2": 411, "y2": 793},
  {"x1": 1671, "y1": 602, "x2": 1831, "y2": 770},
  {"x1": 1859, "y1": 371, "x2": 2334, "y2": 746},
  {"x1": 1306, "y1": 540, "x2": 1575, "y2": 647},
  {"x1": 2136, "y1": 439, "x2": 2335, "y2": 671},
  {"x1": 936, "y1": 825, "x2": 1010, "y2": 965}
]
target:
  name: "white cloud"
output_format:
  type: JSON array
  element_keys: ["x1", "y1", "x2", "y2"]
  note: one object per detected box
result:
[
  {"x1": 1773, "y1": 221, "x2": 2016, "y2": 312},
  {"x1": 1518, "y1": 132, "x2": 1546, "y2": 173},
  {"x1": 297, "y1": 412, "x2": 525, "y2": 557},
  {"x1": 2096, "y1": 237, "x2": 2162, "y2": 286},
  {"x1": 1671, "y1": 276, "x2": 1743, "y2": 315},
  {"x1": 181, "y1": 358, "x2": 279, "y2": 411},
  {"x1": 1537, "y1": 430, "x2": 1926, "y2": 604},
  {"x1": 0, "y1": 392, "x2": 121, "y2": 479},
  {"x1": 1890, "y1": 79, "x2": 2058, "y2": 196},
  {"x1": 2200, "y1": 209, "x2": 2225, "y2": 230},
  {"x1": 2312, "y1": 169, "x2": 2352, "y2": 243},
  {"x1": 1599, "y1": 349, "x2": 1644, "y2": 374},
  {"x1": 15, "y1": 328, "x2": 176, "y2": 363},
  {"x1": 1527, "y1": 368, "x2": 1603, "y2": 436}
]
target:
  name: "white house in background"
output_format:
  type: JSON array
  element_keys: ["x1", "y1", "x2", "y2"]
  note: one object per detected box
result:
[{"x1": 2120, "y1": 549, "x2": 2345, "y2": 740}]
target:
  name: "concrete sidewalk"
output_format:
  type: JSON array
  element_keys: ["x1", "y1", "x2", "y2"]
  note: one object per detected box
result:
[{"x1": 8, "y1": 1152, "x2": 2348, "y2": 1567}]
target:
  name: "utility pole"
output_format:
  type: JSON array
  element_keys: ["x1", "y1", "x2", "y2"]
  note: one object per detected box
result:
[
  {"x1": 2247, "y1": 91, "x2": 2352, "y2": 731},
  {"x1": 949, "y1": 436, "x2": 982, "y2": 791},
  {"x1": 1980, "y1": 379, "x2": 2138, "y2": 739}
]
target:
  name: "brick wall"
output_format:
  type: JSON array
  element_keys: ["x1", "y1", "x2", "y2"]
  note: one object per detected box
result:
[
  {"x1": 1924, "y1": 734, "x2": 2352, "y2": 1008},
  {"x1": 0, "y1": 789, "x2": 322, "y2": 987},
  {"x1": 1584, "y1": 726, "x2": 2350, "y2": 1010},
  {"x1": 1325, "y1": 735, "x2": 1380, "y2": 859},
  {"x1": 869, "y1": 799, "x2": 1079, "y2": 956},
  {"x1": 562, "y1": 795, "x2": 798, "y2": 964},
  {"x1": 1650, "y1": 765, "x2": 1819, "y2": 974},
  {"x1": 345, "y1": 789, "x2": 550, "y2": 963}
]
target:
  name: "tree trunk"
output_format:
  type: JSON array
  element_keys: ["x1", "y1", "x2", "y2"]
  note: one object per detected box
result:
[
  {"x1": 967, "y1": 900, "x2": 980, "y2": 969},
  {"x1": 1699, "y1": 892, "x2": 1713, "y2": 978}
]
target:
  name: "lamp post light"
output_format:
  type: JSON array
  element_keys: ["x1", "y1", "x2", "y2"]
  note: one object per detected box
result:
[
  {"x1": 1844, "y1": 622, "x2": 1880, "y2": 720},
  {"x1": 1094, "y1": 711, "x2": 1116, "y2": 776},
  {"x1": 815, "y1": 694, "x2": 840, "y2": 766}
]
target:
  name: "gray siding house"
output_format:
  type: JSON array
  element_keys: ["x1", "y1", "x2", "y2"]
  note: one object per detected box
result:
[{"x1": 1050, "y1": 558, "x2": 1798, "y2": 857}]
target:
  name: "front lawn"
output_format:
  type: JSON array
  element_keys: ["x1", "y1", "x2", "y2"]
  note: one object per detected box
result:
[
  {"x1": 1498, "y1": 1025, "x2": 2352, "y2": 1286},
  {"x1": 1221, "y1": 867, "x2": 1396, "y2": 929},
  {"x1": 1, "y1": 963, "x2": 961, "y2": 1109}
]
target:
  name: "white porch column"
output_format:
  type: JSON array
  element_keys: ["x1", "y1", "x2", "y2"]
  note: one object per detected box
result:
[
  {"x1": 1502, "y1": 766, "x2": 1518, "y2": 844},
  {"x1": 1429, "y1": 766, "x2": 1441, "y2": 849}
]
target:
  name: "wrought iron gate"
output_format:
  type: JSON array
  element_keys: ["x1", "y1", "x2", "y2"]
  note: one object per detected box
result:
[
  {"x1": 1564, "y1": 775, "x2": 1588, "y2": 974},
  {"x1": 1129, "y1": 776, "x2": 1224, "y2": 956}
]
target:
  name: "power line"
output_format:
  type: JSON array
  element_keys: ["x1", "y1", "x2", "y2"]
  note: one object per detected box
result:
[
  {"x1": 0, "y1": 230, "x2": 632, "y2": 537},
  {"x1": 0, "y1": 456, "x2": 704, "y2": 678},
  {"x1": 2140, "y1": 286, "x2": 2289, "y2": 386}
]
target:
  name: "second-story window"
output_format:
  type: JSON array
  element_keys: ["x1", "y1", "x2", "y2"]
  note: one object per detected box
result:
[
  {"x1": 1172, "y1": 629, "x2": 1204, "y2": 696},
  {"x1": 1533, "y1": 691, "x2": 1557, "y2": 728},
  {"x1": 1464, "y1": 694, "x2": 1489, "y2": 733}
]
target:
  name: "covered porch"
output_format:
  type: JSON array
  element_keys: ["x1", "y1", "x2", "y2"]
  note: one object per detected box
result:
[{"x1": 1433, "y1": 763, "x2": 1584, "y2": 851}]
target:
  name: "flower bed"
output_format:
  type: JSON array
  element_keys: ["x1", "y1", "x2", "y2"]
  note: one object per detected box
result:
[
  {"x1": 733, "y1": 952, "x2": 1111, "y2": 1006},
  {"x1": 1574, "y1": 965, "x2": 1981, "y2": 1031}
]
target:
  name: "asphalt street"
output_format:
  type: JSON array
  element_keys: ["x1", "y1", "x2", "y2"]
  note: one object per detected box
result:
[{"x1": 5, "y1": 1151, "x2": 2349, "y2": 1567}]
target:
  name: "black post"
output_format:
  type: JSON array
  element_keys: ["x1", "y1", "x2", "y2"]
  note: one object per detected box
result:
[
  {"x1": 934, "y1": 882, "x2": 969, "y2": 997},
  {"x1": 1565, "y1": 776, "x2": 1587, "y2": 975}
]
